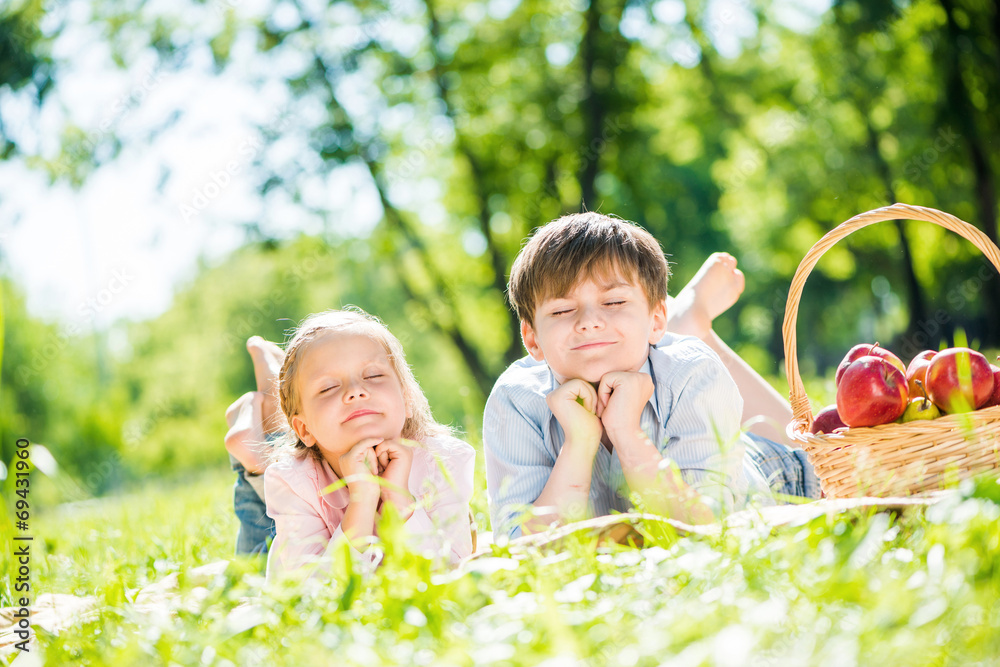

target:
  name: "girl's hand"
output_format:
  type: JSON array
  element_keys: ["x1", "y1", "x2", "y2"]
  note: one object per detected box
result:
[
  {"x1": 339, "y1": 438, "x2": 382, "y2": 505},
  {"x1": 375, "y1": 439, "x2": 415, "y2": 519}
]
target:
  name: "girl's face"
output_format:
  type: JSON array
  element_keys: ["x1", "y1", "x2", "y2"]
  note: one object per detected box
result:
[{"x1": 290, "y1": 331, "x2": 410, "y2": 466}]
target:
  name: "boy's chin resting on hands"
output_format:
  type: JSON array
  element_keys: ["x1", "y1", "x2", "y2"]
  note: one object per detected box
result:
[
  {"x1": 594, "y1": 370, "x2": 653, "y2": 442},
  {"x1": 545, "y1": 378, "x2": 603, "y2": 451}
]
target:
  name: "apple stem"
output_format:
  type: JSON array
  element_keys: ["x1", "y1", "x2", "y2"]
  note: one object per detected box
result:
[
  {"x1": 916, "y1": 379, "x2": 930, "y2": 409},
  {"x1": 869, "y1": 342, "x2": 880, "y2": 355}
]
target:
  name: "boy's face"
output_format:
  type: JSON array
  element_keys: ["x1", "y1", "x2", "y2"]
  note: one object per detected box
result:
[{"x1": 521, "y1": 272, "x2": 668, "y2": 384}]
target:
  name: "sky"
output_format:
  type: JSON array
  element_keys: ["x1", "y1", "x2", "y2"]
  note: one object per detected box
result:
[
  {"x1": 0, "y1": 0, "x2": 830, "y2": 335},
  {"x1": 0, "y1": 0, "x2": 390, "y2": 335}
]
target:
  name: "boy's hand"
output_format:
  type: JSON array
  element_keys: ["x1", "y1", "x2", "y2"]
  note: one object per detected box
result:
[
  {"x1": 597, "y1": 371, "x2": 654, "y2": 443},
  {"x1": 547, "y1": 379, "x2": 602, "y2": 450},
  {"x1": 375, "y1": 439, "x2": 415, "y2": 518},
  {"x1": 339, "y1": 439, "x2": 382, "y2": 505}
]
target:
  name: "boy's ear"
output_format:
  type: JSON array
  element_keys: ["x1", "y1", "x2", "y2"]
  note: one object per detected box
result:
[
  {"x1": 520, "y1": 320, "x2": 545, "y2": 361},
  {"x1": 647, "y1": 299, "x2": 668, "y2": 345},
  {"x1": 291, "y1": 415, "x2": 317, "y2": 448}
]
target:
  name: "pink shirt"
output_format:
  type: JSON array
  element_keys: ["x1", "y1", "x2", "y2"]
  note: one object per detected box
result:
[{"x1": 264, "y1": 435, "x2": 475, "y2": 582}]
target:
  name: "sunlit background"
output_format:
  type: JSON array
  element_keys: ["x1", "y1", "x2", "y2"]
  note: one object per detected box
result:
[{"x1": 3, "y1": 0, "x2": 999, "y2": 504}]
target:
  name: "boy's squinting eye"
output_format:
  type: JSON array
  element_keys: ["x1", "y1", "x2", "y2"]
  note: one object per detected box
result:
[{"x1": 546, "y1": 302, "x2": 574, "y2": 316}]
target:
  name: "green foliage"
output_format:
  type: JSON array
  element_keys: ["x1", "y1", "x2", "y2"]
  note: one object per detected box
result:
[
  {"x1": 113, "y1": 234, "x2": 492, "y2": 481},
  {"x1": 0, "y1": 0, "x2": 49, "y2": 91},
  {"x1": 8, "y1": 473, "x2": 1000, "y2": 665},
  {"x1": 3, "y1": 9, "x2": 1000, "y2": 662},
  {"x1": 5, "y1": 0, "x2": 1000, "y2": 495},
  {"x1": 0, "y1": 279, "x2": 128, "y2": 501}
]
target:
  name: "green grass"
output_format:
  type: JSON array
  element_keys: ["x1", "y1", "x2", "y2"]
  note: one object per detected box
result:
[{"x1": 4, "y1": 471, "x2": 1000, "y2": 665}]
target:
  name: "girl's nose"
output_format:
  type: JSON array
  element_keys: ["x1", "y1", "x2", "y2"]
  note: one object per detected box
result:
[{"x1": 344, "y1": 381, "x2": 369, "y2": 401}]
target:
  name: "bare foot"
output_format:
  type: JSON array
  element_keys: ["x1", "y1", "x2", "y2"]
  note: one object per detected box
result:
[
  {"x1": 668, "y1": 252, "x2": 745, "y2": 339},
  {"x1": 246, "y1": 336, "x2": 287, "y2": 434},
  {"x1": 225, "y1": 391, "x2": 268, "y2": 474}
]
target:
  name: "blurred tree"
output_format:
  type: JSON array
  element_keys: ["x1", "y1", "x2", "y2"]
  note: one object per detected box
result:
[
  {"x1": 0, "y1": 0, "x2": 54, "y2": 158},
  {"x1": 0, "y1": 278, "x2": 126, "y2": 497},
  {"x1": 935, "y1": 0, "x2": 1000, "y2": 337},
  {"x1": 2, "y1": 0, "x2": 1000, "y2": 491}
]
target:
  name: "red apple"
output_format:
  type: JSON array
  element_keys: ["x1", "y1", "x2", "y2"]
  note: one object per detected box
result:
[
  {"x1": 810, "y1": 404, "x2": 848, "y2": 434},
  {"x1": 905, "y1": 350, "x2": 937, "y2": 397},
  {"x1": 924, "y1": 347, "x2": 994, "y2": 413},
  {"x1": 982, "y1": 362, "x2": 1000, "y2": 408},
  {"x1": 836, "y1": 356, "x2": 909, "y2": 427},
  {"x1": 836, "y1": 343, "x2": 905, "y2": 386}
]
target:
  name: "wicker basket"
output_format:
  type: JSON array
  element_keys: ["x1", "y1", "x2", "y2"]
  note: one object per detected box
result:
[{"x1": 784, "y1": 203, "x2": 1000, "y2": 498}]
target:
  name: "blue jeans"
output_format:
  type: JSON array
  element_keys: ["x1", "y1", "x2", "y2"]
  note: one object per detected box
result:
[
  {"x1": 232, "y1": 458, "x2": 275, "y2": 555},
  {"x1": 744, "y1": 433, "x2": 822, "y2": 500}
]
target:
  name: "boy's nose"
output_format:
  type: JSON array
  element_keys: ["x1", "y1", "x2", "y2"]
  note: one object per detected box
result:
[{"x1": 575, "y1": 306, "x2": 604, "y2": 330}]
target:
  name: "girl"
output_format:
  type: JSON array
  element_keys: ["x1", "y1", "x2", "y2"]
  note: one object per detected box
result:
[{"x1": 263, "y1": 309, "x2": 475, "y2": 582}]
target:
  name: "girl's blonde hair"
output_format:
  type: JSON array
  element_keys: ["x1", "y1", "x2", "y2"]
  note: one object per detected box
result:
[{"x1": 273, "y1": 308, "x2": 450, "y2": 461}]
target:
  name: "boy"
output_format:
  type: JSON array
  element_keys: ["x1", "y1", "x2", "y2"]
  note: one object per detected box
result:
[{"x1": 484, "y1": 212, "x2": 818, "y2": 540}]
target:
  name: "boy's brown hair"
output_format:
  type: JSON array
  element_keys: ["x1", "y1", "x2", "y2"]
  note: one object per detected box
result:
[{"x1": 508, "y1": 212, "x2": 671, "y2": 326}]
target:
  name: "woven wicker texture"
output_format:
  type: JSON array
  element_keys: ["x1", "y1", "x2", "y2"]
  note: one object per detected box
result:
[{"x1": 783, "y1": 203, "x2": 1000, "y2": 498}]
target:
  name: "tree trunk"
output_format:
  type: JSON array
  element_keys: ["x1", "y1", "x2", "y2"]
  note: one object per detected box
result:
[
  {"x1": 306, "y1": 49, "x2": 497, "y2": 398},
  {"x1": 578, "y1": 0, "x2": 605, "y2": 210},
  {"x1": 863, "y1": 118, "x2": 929, "y2": 338},
  {"x1": 424, "y1": 0, "x2": 523, "y2": 368},
  {"x1": 939, "y1": 0, "x2": 1000, "y2": 340},
  {"x1": 367, "y1": 160, "x2": 497, "y2": 398}
]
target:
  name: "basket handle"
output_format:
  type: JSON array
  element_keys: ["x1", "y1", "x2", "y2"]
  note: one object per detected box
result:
[{"x1": 782, "y1": 202, "x2": 1000, "y2": 433}]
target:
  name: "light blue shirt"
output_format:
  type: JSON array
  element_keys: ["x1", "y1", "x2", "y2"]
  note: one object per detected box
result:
[{"x1": 484, "y1": 333, "x2": 770, "y2": 539}]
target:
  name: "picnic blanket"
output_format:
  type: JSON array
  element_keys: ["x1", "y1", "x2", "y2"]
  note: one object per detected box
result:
[
  {"x1": 0, "y1": 560, "x2": 239, "y2": 657},
  {"x1": 0, "y1": 494, "x2": 947, "y2": 656},
  {"x1": 468, "y1": 493, "x2": 947, "y2": 558}
]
